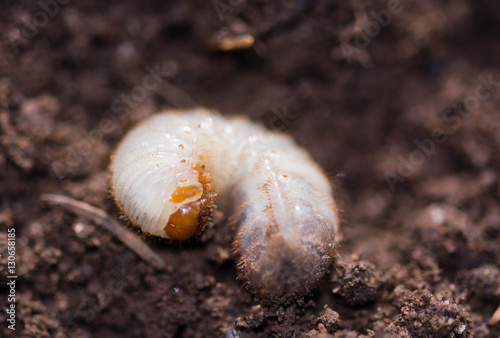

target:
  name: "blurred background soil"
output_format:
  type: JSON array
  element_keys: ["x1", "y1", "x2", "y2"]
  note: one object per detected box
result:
[{"x1": 1, "y1": 0, "x2": 500, "y2": 337}]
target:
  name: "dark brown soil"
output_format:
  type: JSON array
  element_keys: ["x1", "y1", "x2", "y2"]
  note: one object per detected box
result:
[{"x1": 1, "y1": 0, "x2": 500, "y2": 337}]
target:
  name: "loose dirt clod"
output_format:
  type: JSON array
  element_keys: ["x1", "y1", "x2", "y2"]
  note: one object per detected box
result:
[{"x1": 332, "y1": 261, "x2": 383, "y2": 306}]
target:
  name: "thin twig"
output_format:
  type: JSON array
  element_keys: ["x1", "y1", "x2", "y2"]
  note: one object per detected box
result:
[{"x1": 40, "y1": 194, "x2": 167, "y2": 270}]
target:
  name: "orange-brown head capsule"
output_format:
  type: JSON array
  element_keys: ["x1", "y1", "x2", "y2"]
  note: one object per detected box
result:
[{"x1": 164, "y1": 200, "x2": 211, "y2": 240}]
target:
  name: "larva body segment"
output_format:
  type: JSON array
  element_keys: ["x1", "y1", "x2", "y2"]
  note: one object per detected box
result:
[
  {"x1": 110, "y1": 108, "x2": 339, "y2": 303},
  {"x1": 110, "y1": 113, "x2": 212, "y2": 239}
]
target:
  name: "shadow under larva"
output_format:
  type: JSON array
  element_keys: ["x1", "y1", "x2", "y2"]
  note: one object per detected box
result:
[{"x1": 109, "y1": 107, "x2": 340, "y2": 304}]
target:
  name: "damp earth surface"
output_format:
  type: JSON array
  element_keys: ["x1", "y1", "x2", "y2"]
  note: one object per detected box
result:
[{"x1": 1, "y1": 0, "x2": 500, "y2": 337}]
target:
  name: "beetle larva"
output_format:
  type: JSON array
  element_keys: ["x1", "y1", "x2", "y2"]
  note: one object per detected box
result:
[{"x1": 109, "y1": 108, "x2": 340, "y2": 303}]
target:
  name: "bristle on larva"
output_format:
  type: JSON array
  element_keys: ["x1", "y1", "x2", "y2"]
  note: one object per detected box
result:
[{"x1": 109, "y1": 108, "x2": 340, "y2": 304}]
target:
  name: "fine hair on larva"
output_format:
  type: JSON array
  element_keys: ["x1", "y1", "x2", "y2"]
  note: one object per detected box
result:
[{"x1": 109, "y1": 108, "x2": 340, "y2": 303}]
